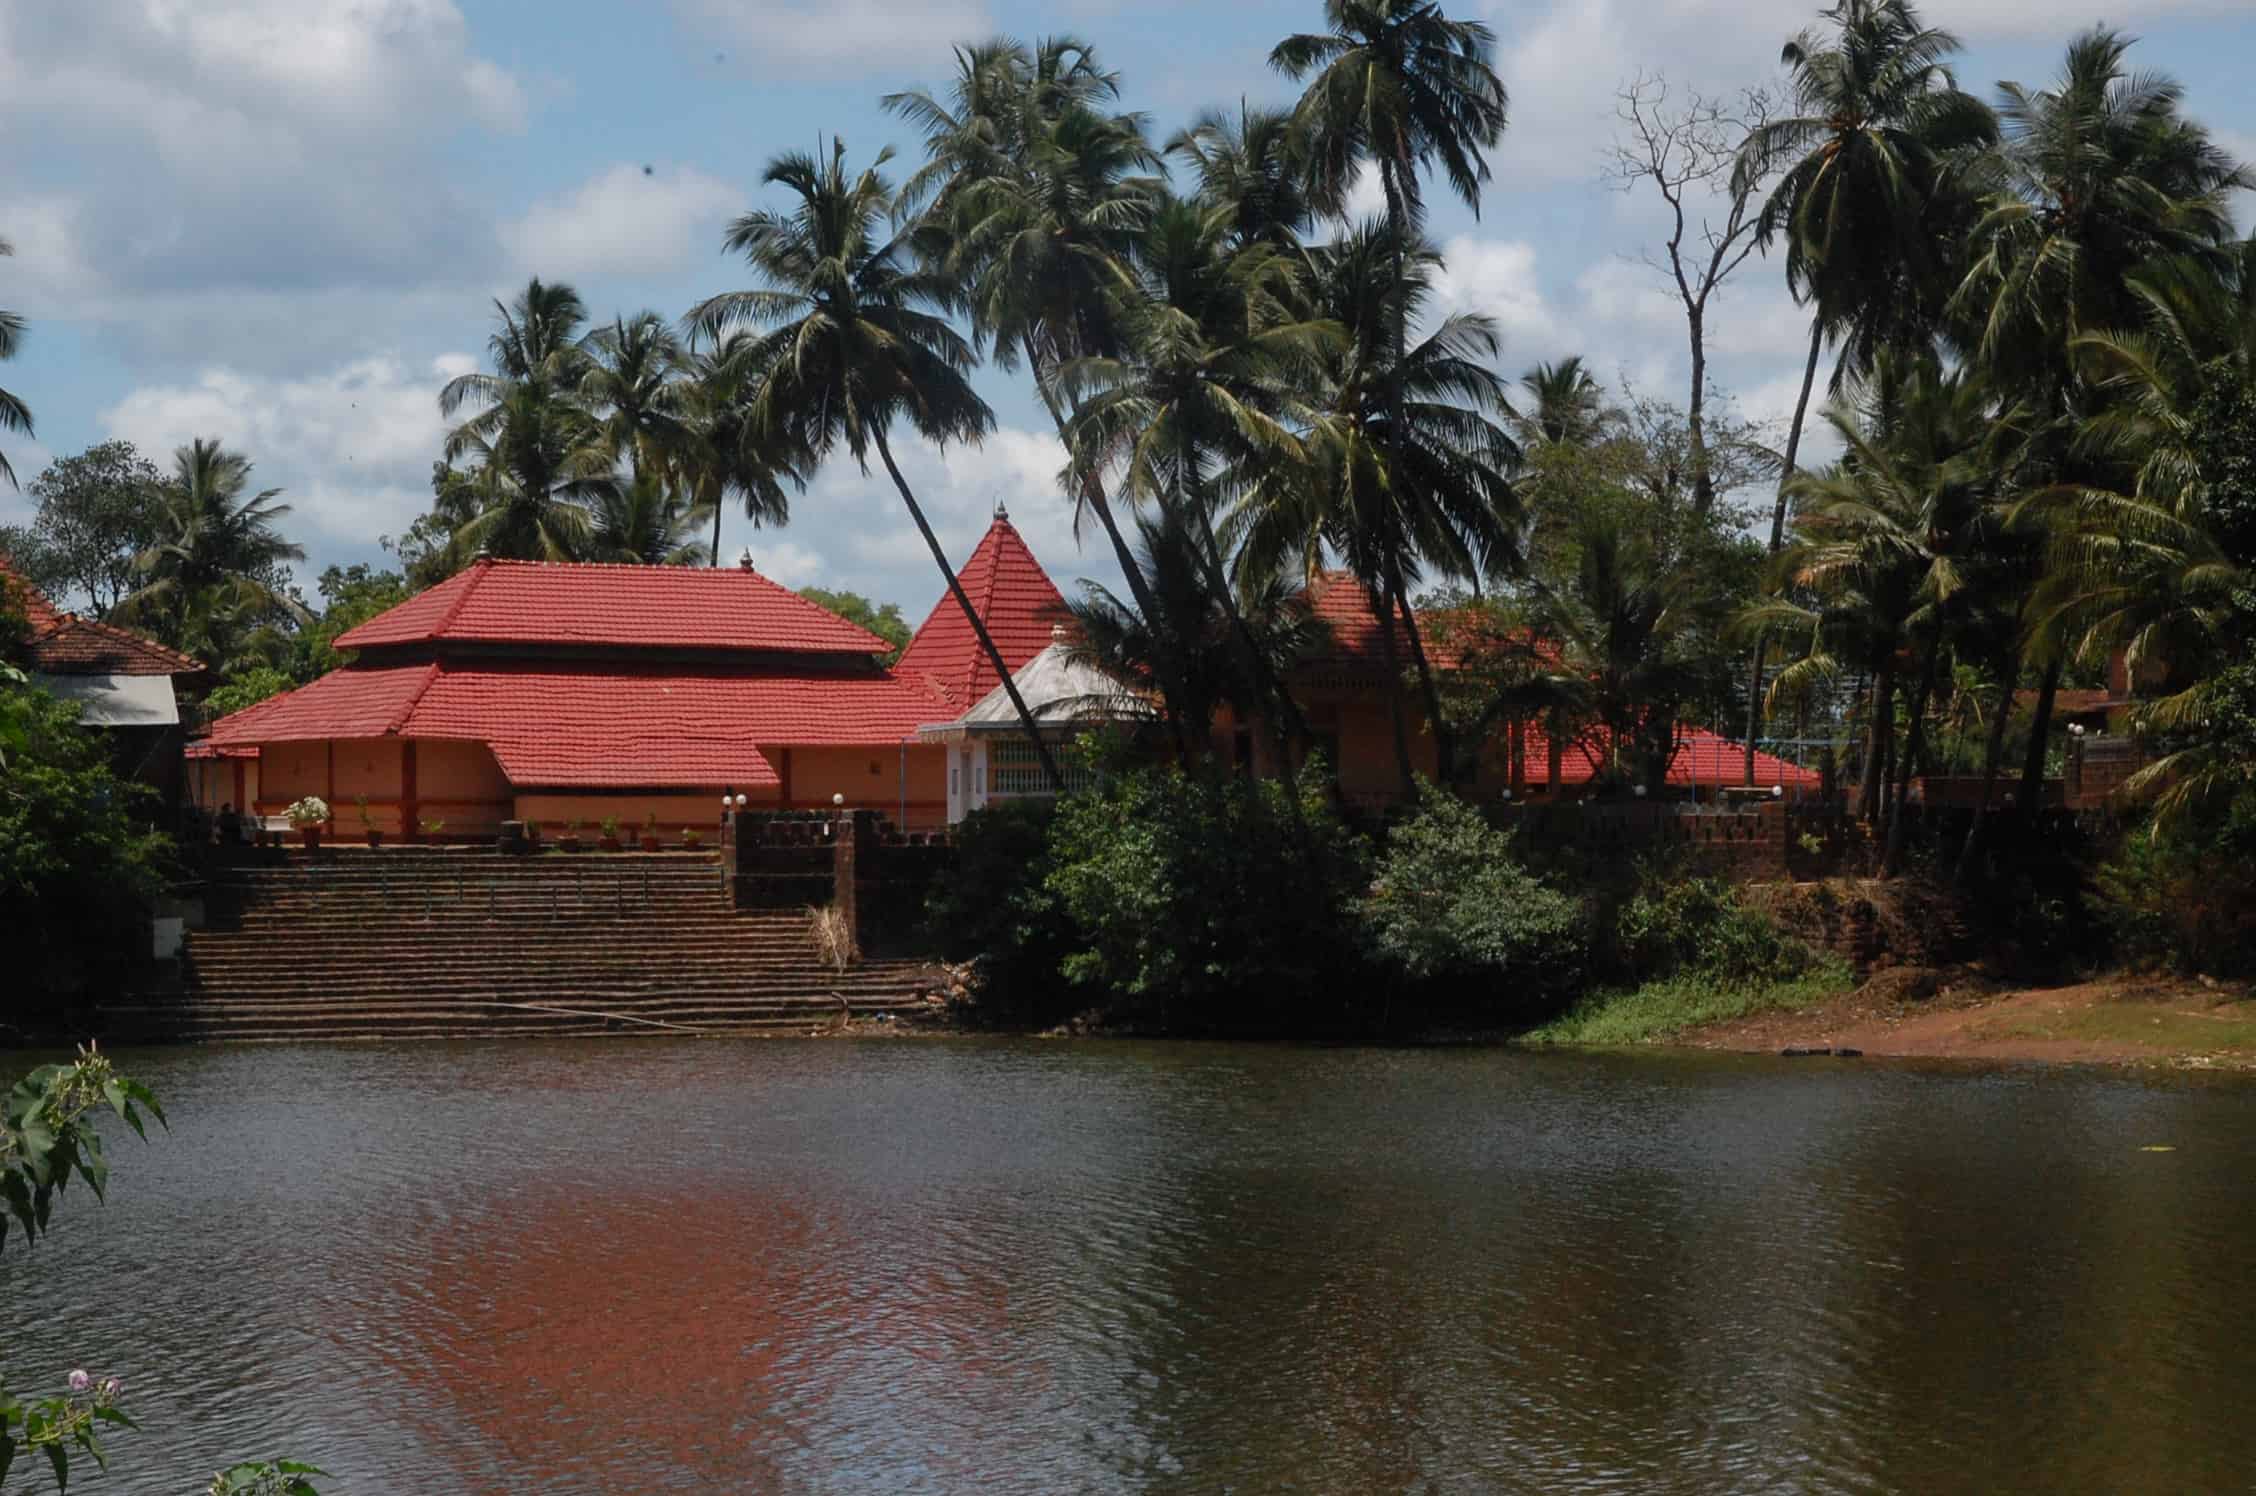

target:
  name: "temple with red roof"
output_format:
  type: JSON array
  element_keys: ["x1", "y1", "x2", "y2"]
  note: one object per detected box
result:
[
  {"x1": 191, "y1": 509, "x2": 1816, "y2": 839},
  {"x1": 194, "y1": 510, "x2": 1066, "y2": 837}
]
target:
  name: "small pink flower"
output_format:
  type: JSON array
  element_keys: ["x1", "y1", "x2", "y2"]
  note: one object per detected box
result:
[{"x1": 67, "y1": 1369, "x2": 91, "y2": 1393}]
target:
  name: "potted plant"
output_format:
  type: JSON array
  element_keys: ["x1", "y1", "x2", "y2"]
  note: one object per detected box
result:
[
  {"x1": 639, "y1": 812, "x2": 662, "y2": 853},
  {"x1": 598, "y1": 816, "x2": 623, "y2": 853},
  {"x1": 524, "y1": 819, "x2": 543, "y2": 849},
  {"x1": 419, "y1": 817, "x2": 446, "y2": 845},
  {"x1": 356, "y1": 794, "x2": 383, "y2": 848},
  {"x1": 285, "y1": 795, "x2": 330, "y2": 849},
  {"x1": 681, "y1": 827, "x2": 702, "y2": 851},
  {"x1": 560, "y1": 819, "x2": 583, "y2": 853}
]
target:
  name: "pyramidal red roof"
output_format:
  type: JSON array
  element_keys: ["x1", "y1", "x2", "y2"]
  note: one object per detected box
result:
[
  {"x1": 894, "y1": 510, "x2": 1068, "y2": 706},
  {"x1": 334, "y1": 558, "x2": 894, "y2": 655},
  {"x1": 2, "y1": 556, "x2": 66, "y2": 635}
]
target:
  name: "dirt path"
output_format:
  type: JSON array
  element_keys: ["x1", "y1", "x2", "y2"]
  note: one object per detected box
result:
[{"x1": 1682, "y1": 975, "x2": 2256, "y2": 1070}]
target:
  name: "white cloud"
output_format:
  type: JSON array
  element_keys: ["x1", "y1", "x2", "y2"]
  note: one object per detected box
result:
[
  {"x1": 98, "y1": 355, "x2": 468, "y2": 557},
  {"x1": 748, "y1": 540, "x2": 826, "y2": 587},
  {"x1": 0, "y1": 0, "x2": 524, "y2": 310},
  {"x1": 669, "y1": 0, "x2": 992, "y2": 75},
  {"x1": 1431, "y1": 237, "x2": 1570, "y2": 359},
  {"x1": 502, "y1": 165, "x2": 741, "y2": 280}
]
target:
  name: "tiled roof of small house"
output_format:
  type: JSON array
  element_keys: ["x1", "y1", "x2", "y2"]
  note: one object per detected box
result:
[
  {"x1": 1518, "y1": 722, "x2": 1825, "y2": 791},
  {"x1": 333, "y1": 557, "x2": 895, "y2": 656},
  {"x1": 894, "y1": 509, "x2": 1068, "y2": 706},
  {"x1": 3, "y1": 556, "x2": 203, "y2": 677}
]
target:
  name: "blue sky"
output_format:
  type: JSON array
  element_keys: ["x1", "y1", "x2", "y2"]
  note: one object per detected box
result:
[{"x1": 4, "y1": 0, "x2": 2253, "y2": 615}]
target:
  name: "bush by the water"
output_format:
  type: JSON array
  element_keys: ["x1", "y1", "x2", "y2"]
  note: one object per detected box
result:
[
  {"x1": 1044, "y1": 762, "x2": 1366, "y2": 1026},
  {"x1": 1361, "y1": 786, "x2": 1586, "y2": 1009},
  {"x1": 2097, "y1": 787, "x2": 2256, "y2": 980}
]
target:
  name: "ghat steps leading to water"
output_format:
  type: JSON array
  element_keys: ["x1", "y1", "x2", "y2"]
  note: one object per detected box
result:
[{"x1": 110, "y1": 850, "x2": 937, "y2": 1043}]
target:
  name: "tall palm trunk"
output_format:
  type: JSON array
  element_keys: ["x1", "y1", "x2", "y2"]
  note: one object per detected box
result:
[
  {"x1": 872, "y1": 425, "x2": 1066, "y2": 793},
  {"x1": 1179, "y1": 464, "x2": 1315, "y2": 818},
  {"x1": 1883, "y1": 626, "x2": 1944, "y2": 876},
  {"x1": 710, "y1": 496, "x2": 723, "y2": 568},
  {"x1": 1745, "y1": 318, "x2": 1827, "y2": 785},
  {"x1": 2017, "y1": 656, "x2": 2062, "y2": 816},
  {"x1": 1024, "y1": 335, "x2": 1193, "y2": 763},
  {"x1": 1389, "y1": 562, "x2": 1454, "y2": 785},
  {"x1": 1371, "y1": 571, "x2": 1418, "y2": 796},
  {"x1": 1956, "y1": 631, "x2": 2023, "y2": 883},
  {"x1": 1857, "y1": 661, "x2": 1894, "y2": 822}
]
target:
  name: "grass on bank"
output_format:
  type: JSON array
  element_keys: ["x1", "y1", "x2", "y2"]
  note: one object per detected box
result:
[
  {"x1": 1521, "y1": 961, "x2": 1856, "y2": 1048},
  {"x1": 1973, "y1": 995, "x2": 2256, "y2": 1053}
]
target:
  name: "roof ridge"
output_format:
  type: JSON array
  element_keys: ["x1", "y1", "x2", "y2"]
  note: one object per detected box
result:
[
  {"x1": 388, "y1": 660, "x2": 445, "y2": 736},
  {"x1": 428, "y1": 557, "x2": 492, "y2": 640}
]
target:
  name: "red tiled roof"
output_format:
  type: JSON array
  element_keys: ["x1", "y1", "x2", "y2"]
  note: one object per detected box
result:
[
  {"x1": 2, "y1": 556, "x2": 66, "y2": 634},
  {"x1": 895, "y1": 511, "x2": 1068, "y2": 706},
  {"x1": 24, "y1": 615, "x2": 204, "y2": 677},
  {"x1": 333, "y1": 558, "x2": 893, "y2": 656},
  {"x1": 201, "y1": 658, "x2": 952, "y2": 789},
  {"x1": 1296, "y1": 570, "x2": 1482, "y2": 674},
  {"x1": 3, "y1": 556, "x2": 201, "y2": 676},
  {"x1": 1520, "y1": 722, "x2": 1824, "y2": 790}
]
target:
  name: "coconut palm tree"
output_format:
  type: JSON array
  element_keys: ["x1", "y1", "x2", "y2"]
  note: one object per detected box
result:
[
  {"x1": 686, "y1": 139, "x2": 1064, "y2": 790},
  {"x1": 1953, "y1": 28, "x2": 2247, "y2": 803},
  {"x1": 1737, "y1": 0, "x2": 1995, "y2": 782},
  {"x1": 1751, "y1": 354, "x2": 2008, "y2": 868},
  {"x1": 585, "y1": 470, "x2": 712, "y2": 566},
  {"x1": 1061, "y1": 193, "x2": 1333, "y2": 779},
  {"x1": 1272, "y1": 0, "x2": 1507, "y2": 410},
  {"x1": 576, "y1": 312, "x2": 700, "y2": 485},
  {"x1": 1168, "y1": 102, "x2": 1317, "y2": 254},
  {"x1": 1238, "y1": 221, "x2": 1522, "y2": 792},
  {"x1": 0, "y1": 238, "x2": 30, "y2": 492},
  {"x1": 439, "y1": 279, "x2": 598, "y2": 560},
  {"x1": 121, "y1": 439, "x2": 307, "y2": 642},
  {"x1": 684, "y1": 330, "x2": 804, "y2": 566},
  {"x1": 1517, "y1": 357, "x2": 1607, "y2": 447},
  {"x1": 887, "y1": 39, "x2": 1188, "y2": 754}
]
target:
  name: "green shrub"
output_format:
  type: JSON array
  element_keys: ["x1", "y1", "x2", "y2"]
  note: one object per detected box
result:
[
  {"x1": 2096, "y1": 790, "x2": 2256, "y2": 979},
  {"x1": 1614, "y1": 876, "x2": 1816, "y2": 987},
  {"x1": 1360, "y1": 786, "x2": 1587, "y2": 1009},
  {"x1": 924, "y1": 797, "x2": 1072, "y2": 1016},
  {"x1": 1043, "y1": 763, "x2": 1366, "y2": 1027}
]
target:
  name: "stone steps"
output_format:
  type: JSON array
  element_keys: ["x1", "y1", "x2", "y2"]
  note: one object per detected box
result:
[{"x1": 116, "y1": 849, "x2": 936, "y2": 1044}]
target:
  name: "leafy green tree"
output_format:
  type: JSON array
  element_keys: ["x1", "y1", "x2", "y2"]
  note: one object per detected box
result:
[
  {"x1": 283, "y1": 564, "x2": 410, "y2": 680},
  {"x1": 200, "y1": 665, "x2": 295, "y2": 720},
  {"x1": 688, "y1": 139, "x2": 1065, "y2": 789},
  {"x1": 0, "y1": 237, "x2": 30, "y2": 492},
  {"x1": 1362, "y1": 785, "x2": 1586, "y2": 1002},
  {"x1": 5, "y1": 443, "x2": 170, "y2": 617},
  {"x1": 0, "y1": 676, "x2": 173, "y2": 999},
  {"x1": 797, "y1": 587, "x2": 911, "y2": 662},
  {"x1": 1167, "y1": 102, "x2": 1317, "y2": 253}
]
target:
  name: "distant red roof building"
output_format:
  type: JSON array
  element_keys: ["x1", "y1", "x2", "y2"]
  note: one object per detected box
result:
[
  {"x1": 895, "y1": 508, "x2": 1068, "y2": 706},
  {"x1": 3, "y1": 556, "x2": 202, "y2": 678}
]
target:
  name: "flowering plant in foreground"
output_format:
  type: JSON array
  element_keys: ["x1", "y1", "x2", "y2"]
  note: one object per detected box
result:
[{"x1": 2, "y1": 1050, "x2": 323, "y2": 1493}]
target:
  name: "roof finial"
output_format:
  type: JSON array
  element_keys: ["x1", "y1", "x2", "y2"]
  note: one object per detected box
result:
[
  {"x1": 1051, "y1": 622, "x2": 1068, "y2": 644},
  {"x1": 993, "y1": 498, "x2": 1009, "y2": 522},
  {"x1": 738, "y1": 547, "x2": 756, "y2": 572}
]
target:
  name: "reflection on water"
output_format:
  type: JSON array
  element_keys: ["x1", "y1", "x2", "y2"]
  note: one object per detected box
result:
[{"x1": 4, "y1": 1040, "x2": 2252, "y2": 1493}]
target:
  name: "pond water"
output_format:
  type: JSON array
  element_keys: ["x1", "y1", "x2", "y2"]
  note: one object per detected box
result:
[{"x1": 4, "y1": 1039, "x2": 2252, "y2": 1494}]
